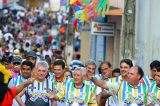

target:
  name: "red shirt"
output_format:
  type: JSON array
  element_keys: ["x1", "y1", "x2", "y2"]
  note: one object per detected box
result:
[{"x1": 0, "y1": 87, "x2": 17, "y2": 106}]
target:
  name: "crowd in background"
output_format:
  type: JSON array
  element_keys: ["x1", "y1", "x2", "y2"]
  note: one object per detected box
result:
[
  {"x1": 1, "y1": 7, "x2": 160, "y2": 106},
  {"x1": 0, "y1": 6, "x2": 80, "y2": 68}
]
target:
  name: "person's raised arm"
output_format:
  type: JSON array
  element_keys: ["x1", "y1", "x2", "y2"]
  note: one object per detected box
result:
[
  {"x1": 15, "y1": 89, "x2": 26, "y2": 106},
  {"x1": 16, "y1": 67, "x2": 37, "y2": 94},
  {"x1": 51, "y1": 99, "x2": 57, "y2": 106},
  {"x1": 91, "y1": 77, "x2": 108, "y2": 89},
  {"x1": 15, "y1": 77, "x2": 35, "y2": 94}
]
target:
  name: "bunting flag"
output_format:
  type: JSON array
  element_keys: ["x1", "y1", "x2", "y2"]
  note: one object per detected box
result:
[
  {"x1": 69, "y1": 0, "x2": 110, "y2": 30},
  {"x1": 70, "y1": 0, "x2": 77, "y2": 4},
  {"x1": 79, "y1": 10, "x2": 88, "y2": 21},
  {"x1": 74, "y1": 10, "x2": 85, "y2": 19},
  {"x1": 82, "y1": 0, "x2": 91, "y2": 4}
]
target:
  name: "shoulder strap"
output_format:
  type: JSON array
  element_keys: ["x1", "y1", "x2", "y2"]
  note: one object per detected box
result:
[
  {"x1": 25, "y1": 86, "x2": 30, "y2": 100},
  {"x1": 46, "y1": 79, "x2": 49, "y2": 93}
]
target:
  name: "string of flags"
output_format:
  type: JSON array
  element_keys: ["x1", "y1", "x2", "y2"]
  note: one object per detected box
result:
[
  {"x1": 56, "y1": 0, "x2": 110, "y2": 31},
  {"x1": 68, "y1": 0, "x2": 110, "y2": 30}
]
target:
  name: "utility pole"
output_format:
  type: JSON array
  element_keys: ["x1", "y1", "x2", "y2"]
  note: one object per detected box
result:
[
  {"x1": 120, "y1": 0, "x2": 136, "y2": 61},
  {"x1": 65, "y1": 8, "x2": 74, "y2": 64}
]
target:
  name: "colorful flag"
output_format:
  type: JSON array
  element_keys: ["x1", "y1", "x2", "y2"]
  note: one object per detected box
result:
[{"x1": 70, "y1": 0, "x2": 77, "y2": 4}]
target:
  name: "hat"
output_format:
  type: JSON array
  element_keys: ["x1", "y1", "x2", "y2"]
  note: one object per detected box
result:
[
  {"x1": 36, "y1": 52, "x2": 41, "y2": 56},
  {"x1": 13, "y1": 49, "x2": 20, "y2": 56},
  {"x1": 11, "y1": 56, "x2": 22, "y2": 63},
  {"x1": 26, "y1": 51, "x2": 37, "y2": 58},
  {"x1": 14, "y1": 49, "x2": 19, "y2": 54}
]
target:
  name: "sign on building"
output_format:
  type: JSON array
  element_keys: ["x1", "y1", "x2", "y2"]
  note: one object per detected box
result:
[{"x1": 91, "y1": 22, "x2": 114, "y2": 36}]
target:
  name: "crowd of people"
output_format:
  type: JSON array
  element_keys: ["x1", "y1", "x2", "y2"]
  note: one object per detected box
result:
[
  {"x1": 1, "y1": 49, "x2": 160, "y2": 106},
  {"x1": 0, "y1": 6, "x2": 74, "y2": 67},
  {"x1": 0, "y1": 6, "x2": 160, "y2": 106}
]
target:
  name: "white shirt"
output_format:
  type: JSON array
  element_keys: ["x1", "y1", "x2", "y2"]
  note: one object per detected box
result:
[
  {"x1": 42, "y1": 49, "x2": 53, "y2": 58},
  {"x1": 3, "y1": 32, "x2": 13, "y2": 41},
  {"x1": 0, "y1": 30, "x2": 3, "y2": 40},
  {"x1": 35, "y1": 35, "x2": 43, "y2": 45}
]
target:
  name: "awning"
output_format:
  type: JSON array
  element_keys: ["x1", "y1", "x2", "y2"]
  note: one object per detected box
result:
[{"x1": 107, "y1": 9, "x2": 124, "y2": 16}]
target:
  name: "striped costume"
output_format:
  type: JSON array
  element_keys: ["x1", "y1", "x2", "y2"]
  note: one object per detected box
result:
[
  {"x1": 83, "y1": 80, "x2": 101, "y2": 95},
  {"x1": 9, "y1": 75, "x2": 28, "y2": 87},
  {"x1": 51, "y1": 75, "x2": 72, "y2": 93},
  {"x1": 25, "y1": 79, "x2": 52, "y2": 106},
  {"x1": 49, "y1": 72, "x2": 54, "y2": 79},
  {"x1": 147, "y1": 81, "x2": 160, "y2": 105},
  {"x1": 50, "y1": 75, "x2": 73, "y2": 106},
  {"x1": 103, "y1": 75, "x2": 123, "y2": 106},
  {"x1": 141, "y1": 75, "x2": 154, "y2": 86},
  {"x1": 109, "y1": 75, "x2": 122, "y2": 83},
  {"x1": 106, "y1": 81, "x2": 148, "y2": 106},
  {"x1": 57, "y1": 82, "x2": 97, "y2": 106}
]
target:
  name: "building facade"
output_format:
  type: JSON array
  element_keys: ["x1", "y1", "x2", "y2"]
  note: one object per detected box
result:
[{"x1": 80, "y1": 0, "x2": 124, "y2": 68}]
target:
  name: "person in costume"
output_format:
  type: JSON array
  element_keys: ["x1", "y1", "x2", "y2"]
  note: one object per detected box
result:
[
  {"x1": 8, "y1": 60, "x2": 33, "y2": 106},
  {"x1": 51, "y1": 59, "x2": 72, "y2": 106},
  {"x1": 0, "y1": 64, "x2": 35, "y2": 106},
  {"x1": 92, "y1": 65, "x2": 148, "y2": 106},
  {"x1": 16, "y1": 61, "x2": 53, "y2": 106},
  {"x1": 99, "y1": 59, "x2": 133, "y2": 106},
  {"x1": 142, "y1": 60, "x2": 160, "y2": 86},
  {"x1": 147, "y1": 66, "x2": 160, "y2": 105},
  {"x1": 48, "y1": 68, "x2": 97, "y2": 106},
  {"x1": 83, "y1": 60, "x2": 101, "y2": 105}
]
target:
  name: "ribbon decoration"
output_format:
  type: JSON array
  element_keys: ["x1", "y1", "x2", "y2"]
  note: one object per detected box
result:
[
  {"x1": 70, "y1": 0, "x2": 77, "y2": 4},
  {"x1": 95, "y1": 0, "x2": 110, "y2": 17},
  {"x1": 69, "y1": 0, "x2": 110, "y2": 30}
]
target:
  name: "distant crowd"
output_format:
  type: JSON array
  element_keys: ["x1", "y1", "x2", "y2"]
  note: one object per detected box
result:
[{"x1": 0, "y1": 7, "x2": 160, "y2": 106}]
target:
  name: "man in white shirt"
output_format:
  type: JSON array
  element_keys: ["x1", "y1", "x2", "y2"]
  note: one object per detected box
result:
[{"x1": 42, "y1": 45, "x2": 53, "y2": 59}]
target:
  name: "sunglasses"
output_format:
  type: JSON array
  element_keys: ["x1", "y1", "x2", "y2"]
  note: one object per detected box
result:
[{"x1": 13, "y1": 62, "x2": 21, "y2": 65}]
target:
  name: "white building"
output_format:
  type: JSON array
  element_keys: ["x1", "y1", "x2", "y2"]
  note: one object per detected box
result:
[{"x1": 135, "y1": 0, "x2": 160, "y2": 74}]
